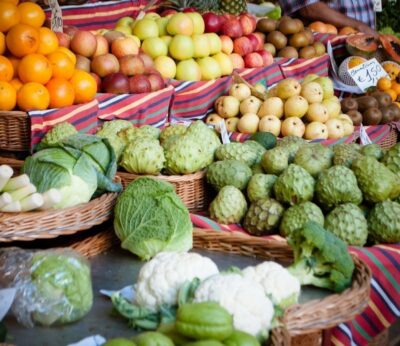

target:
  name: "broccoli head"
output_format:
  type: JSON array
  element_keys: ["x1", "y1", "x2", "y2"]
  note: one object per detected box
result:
[
  {"x1": 287, "y1": 221, "x2": 355, "y2": 293},
  {"x1": 36, "y1": 122, "x2": 78, "y2": 151}
]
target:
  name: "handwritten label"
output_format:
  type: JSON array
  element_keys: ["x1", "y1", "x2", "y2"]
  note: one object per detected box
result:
[
  {"x1": 359, "y1": 124, "x2": 373, "y2": 145},
  {"x1": 373, "y1": 0, "x2": 382, "y2": 12},
  {"x1": 219, "y1": 120, "x2": 230, "y2": 144},
  {"x1": 48, "y1": 0, "x2": 63, "y2": 33},
  {"x1": 348, "y1": 58, "x2": 388, "y2": 92}
]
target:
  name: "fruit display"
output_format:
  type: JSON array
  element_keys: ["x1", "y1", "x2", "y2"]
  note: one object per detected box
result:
[
  {"x1": 0, "y1": 1, "x2": 97, "y2": 111},
  {"x1": 206, "y1": 138, "x2": 400, "y2": 245},
  {"x1": 308, "y1": 21, "x2": 359, "y2": 36},
  {"x1": 256, "y1": 16, "x2": 326, "y2": 59},
  {"x1": 207, "y1": 75, "x2": 354, "y2": 140}
]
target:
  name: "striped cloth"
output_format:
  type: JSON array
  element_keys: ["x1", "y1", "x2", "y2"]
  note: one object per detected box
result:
[{"x1": 191, "y1": 214, "x2": 400, "y2": 346}]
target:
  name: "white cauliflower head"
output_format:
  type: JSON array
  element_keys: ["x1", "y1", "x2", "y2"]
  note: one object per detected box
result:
[
  {"x1": 193, "y1": 273, "x2": 274, "y2": 337},
  {"x1": 135, "y1": 252, "x2": 219, "y2": 312},
  {"x1": 242, "y1": 261, "x2": 301, "y2": 309}
]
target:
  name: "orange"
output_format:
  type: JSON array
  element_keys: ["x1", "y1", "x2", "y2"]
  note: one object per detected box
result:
[
  {"x1": 6, "y1": 23, "x2": 39, "y2": 57},
  {"x1": 391, "y1": 81, "x2": 400, "y2": 95},
  {"x1": 17, "y1": 82, "x2": 49, "y2": 111},
  {"x1": 37, "y1": 27, "x2": 59, "y2": 55},
  {"x1": 325, "y1": 24, "x2": 338, "y2": 35},
  {"x1": 55, "y1": 47, "x2": 76, "y2": 66},
  {"x1": 338, "y1": 26, "x2": 358, "y2": 35},
  {"x1": 7, "y1": 56, "x2": 20, "y2": 78},
  {"x1": 46, "y1": 78, "x2": 75, "y2": 108},
  {"x1": 377, "y1": 77, "x2": 392, "y2": 91},
  {"x1": 18, "y1": 53, "x2": 52, "y2": 84},
  {"x1": 0, "y1": 2, "x2": 20, "y2": 33},
  {"x1": 386, "y1": 89, "x2": 397, "y2": 102},
  {"x1": 0, "y1": 81, "x2": 16, "y2": 110},
  {"x1": 47, "y1": 51, "x2": 74, "y2": 79},
  {"x1": 0, "y1": 0, "x2": 19, "y2": 5},
  {"x1": 0, "y1": 32, "x2": 5, "y2": 55},
  {"x1": 0, "y1": 56, "x2": 13, "y2": 81},
  {"x1": 17, "y1": 2, "x2": 45, "y2": 28},
  {"x1": 309, "y1": 21, "x2": 327, "y2": 33},
  {"x1": 9, "y1": 78, "x2": 22, "y2": 91},
  {"x1": 69, "y1": 70, "x2": 97, "y2": 104}
]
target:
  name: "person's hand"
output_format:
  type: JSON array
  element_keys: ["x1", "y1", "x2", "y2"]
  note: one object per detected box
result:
[{"x1": 356, "y1": 22, "x2": 378, "y2": 37}]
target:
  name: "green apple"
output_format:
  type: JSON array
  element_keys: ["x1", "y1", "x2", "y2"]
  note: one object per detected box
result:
[
  {"x1": 186, "y1": 12, "x2": 205, "y2": 34},
  {"x1": 302, "y1": 73, "x2": 320, "y2": 85},
  {"x1": 197, "y1": 57, "x2": 221, "y2": 80},
  {"x1": 126, "y1": 34, "x2": 141, "y2": 47},
  {"x1": 133, "y1": 19, "x2": 159, "y2": 40},
  {"x1": 161, "y1": 35, "x2": 172, "y2": 47},
  {"x1": 166, "y1": 13, "x2": 194, "y2": 36},
  {"x1": 144, "y1": 12, "x2": 160, "y2": 20},
  {"x1": 212, "y1": 52, "x2": 233, "y2": 76},
  {"x1": 176, "y1": 59, "x2": 202, "y2": 81},
  {"x1": 169, "y1": 35, "x2": 194, "y2": 60},
  {"x1": 192, "y1": 34, "x2": 210, "y2": 58},
  {"x1": 155, "y1": 56, "x2": 176, "y2": 79},
  {"x1": 205, "y1": 33, "x2": 221, "y2": 55},
  {"x1": 142, "y1": 37, "x2": 168, "y2": 58},
  {"x1": 156, "y1": 17, "x2": 169, "y2": 37},
  {"x1": 315, "y1": 77, "x2": 334, "y2": 99},
  {"x1": 116, "y1": 16, "x2": 134, "y2": 27},
  {"x1": 114, "y1": 26, "x2": 132, "y2": 36}
]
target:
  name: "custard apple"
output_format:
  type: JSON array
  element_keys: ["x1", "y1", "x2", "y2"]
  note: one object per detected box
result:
[
  {"x1": 361, "y1": 144, "x2": 384, "y2": 160},
  {"x1": 280, "y1": 202, "x2": 324, "y2": 238},
  {"x1": 352, "y1": 156, "x2": 400, "y2": 202},
  {"x1": 276, "y1": 136, "x2": 306, "y2": 161},
  {"x1": 251, "y1": 163, "x2": 264, "y2": 174},
  {"x1": 243, "y1": 140, "x2": 267, "y2": 163},
  {"x1": 315, "y1": 165, "x2": 363, "y2": 209},
  {"x1": 209, "y1": 186, "x2": 247, "y2": 224},
  {"x1": 294, "y1": 143, "x2": 333, "y2": 177},
  {"x1": 160, "y1": 124, "x2": 187, "y2": 144},
  {"x1": 261, "y1": 147, "x2": 289, "y2": 175},
  {"x1": 161, "y1": 134, "x2": 181, "y2": 151},
  {"x1": 243, "y1": 198, "x2": 284, "y2": 236},
  {"x1": 118, "y1": 125, "x2": 160, "y2": 145},
  {"x1": 120, "y1": 138, "x2": 165, "y2": 175},
  {"x1": 324, "y1": 203, "x2": 368, "y2": 246},
  {"x1": 381, "y1": 143, "x2": 400, "y2": 174},
  {"x1": 273, "y1": 164, "x2": 315, "y2": 205},
  {"x1": 368, "y1": 200, "x2": 400, "y2": 243},
  {"x1": 333, "y1": 143, "x2": 361, "y2": 167},
  {"x1": 207, "y1": 160, "x2": 252, "y2": 191},
  {"x1": 216, "y1": 142, "x2": 259, "y2": 166},
  {"x1": 247, "y1": 174, "x2": 277, "y2": 202}
]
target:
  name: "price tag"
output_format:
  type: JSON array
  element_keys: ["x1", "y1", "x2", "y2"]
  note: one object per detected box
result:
[
  {"x1": 348, "y1": 58, "x2": 388, "y2": 92},
  {"x1": 48, "y1": 0, "x2": 63, "y2": 33},
  {"x1": 219, "y1": 120, "x2": 230, "y2": 144},
  {"x1": 359, "y1": 124, "x2": 373, "y2": 145},
  {"x1": 0, "y1": 288, "x2": 16, "y2": 321},
  {"x1": 373, "y1": 0, "x2": 382, "y2": 12}
]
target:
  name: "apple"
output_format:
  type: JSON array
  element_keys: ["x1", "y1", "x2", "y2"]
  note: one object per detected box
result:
[
  {"x1": 169, "y1": 35, "x2": 194, "y2": 60},
  {"x1": 176, "y1": 59, "x2": 201, "y2": 81},
  {"x1": 126, "y1": 34, "x2": 141, "y2": 47},
  {"x1": 141, "y1": 37, "x2": 168, "y2": 58},
  {"x1": 263, "y1": 43, "x2": 276, "y2": 56},
  {"x1": 186, "y1": 12, "x2": 205, "y2": 35},
  {"x1": 154, "y1": 56, "x2": 176, "y2": 79},
  {"x1": 160, "y1": 9, "x2": 178, "y2": 17},
  {"x1": 284, "y1": 95, "x2": 309, "y2": 118},
  {"x1": 103, "y1": 30, "x2": 125, "y2": 45},
  {"x1": 221, "y1": 19, "x2": 243, "y2": 38},
  {"x1": 258, "y1": 97, "x2": 284, "y2": 118},
  {"x1": 240, "y1": 96, "x2": 262, "y2": 114},
  {"x1": 238, "y1": 113, "x2": 259, "y2": 134},
  {"x1": 202, "y1": 12, "x2": 222, "y2": 33},
  {"x1": 212, "y1": 52, "x2": 233, "y2": 76},
  {"x1": 111, "y1": 36, "x2": 139, "y2": 58},
  {"x1": 314, "y1": 76, "x2": 334, "y2": 99},
  {"x1": 301, "y1": 82, "x2": 324, "y2": 103},
  {"x1": 302, "y1": 73, "x2": 320, "y2": 84},
  {"x1": 138, "y1": 52, "x2": 155, "y2": 72},
  {"x1": 305, "y1": 103, "x2": 329, "y2": 123},
  {"x1": 206, "y1": 113, "x2": 224, "y2": 131},
  {"x1": 144, "y1": 12, "x2": 160, "y2": 20},
  {"x1": 192, "y1": 34, "x2": 211, "y2": 58},
  {"x1": 103, "y1": 72, "x2": 130, "y2": 94},
  {"x1": 114, "y1": 26, "x2": 132, "y2": 36},
  {"x1": 56, "y1": 32, "x2": 70, "y2": 48},
  {"x1": 70, "y1": 31, "x2": 97, "y2": 57},
  {"x1": 93, "y1": 34, "x2": 109, "y2": 57},
  {"x1": 305, "y1": 122, "x2": 328, "y2": 140},
  {"x1": 220, "y1": 35, "x2": 233, "y2": 54},
  {"x1": 156, "y1": 17, "x2": 170, "y2": 36},
  {"x1": 239, "y1": 13, "x2": 257, "y2": 35},
  {"x1": 215, "y1": 96, "x2": 240, "y2": 118},
  {"x1": 160, "y1": 35, "x2": 172, "y2": 47},
  {"x1": 64, "y1": 25, "x2": 79, "y2": 39},
  {"x1": 147, "y1": 72, "x2": 165, "y2": 91},
  {"x1": 116, "y1": 16, "x2": 134, "y2": 27},
  {"x1": 281, "y1": 117, "x2": 305, "y2": 137},
  {"x1": 338, "y1": 113, "x2": 353, "y2": 125},
  {"x1": 233, "y1": 37, "x2": 253, "y2": 56},
  {"x1": 229, "y1": 53, "x2": 245, "y2": 69},
  {"x1": 277, "y1": 78, "x2": 301, "y2": 99},
  {"x1": 167, "y1": 13, "x2": 194, "y2": 36},
  {"x1": 197, "y1": 56, "x2": 221, "y2": 80},
  {"x1": 75, "y1": 55, "x2": 91, "y2": 72},
  {"x1": 341, "y1": 118, "x2": 354, "y2": 136},
  {"x1": 118, "y1": 54, "x2": 145, "y2": 76},
  {"x1": 322, "y1": 97, "x2": 341, "y2": 118},
  {"x1": 90, "y1": 72, "x2": 102, "y2": 92},
  {"x1": 129, "y1": 75, "x2": 152, "y2": 94},
  {"x1": 91, "y1": 53, "x2": 120, "y2": 77},
  {"x1": 325, "y1": 118, "x2": 345, "y2": 139},
  {"x1": 244, "y1": 52, "x2": 264, "y2": 68},
  {"x1": 229, "y1": 83, "x2": 251, "y2": 101},
  {"x1": 245, "y1": 34, "x2": 259, "y2": 51},
  {"x1": 257, "y1": 50, "x2": 273, "y2": 66},
  {"x1": 225, "y1": 117, "x2": 240, "y2": 132},
  {"x1": 253, "y1": 32, "x2": 266, "y2": 45},
  {"x1": 205, "y1": 33, "x2": 222, "y2": 55},
  {"x1": 259, "y1": 115, "x2": 281, "y2": 136},
  {"x1": 133, "y1": 19, "x2": 159, "y2": 40},
  {"x1": 221, "y1": 13, "x2": 236, "y2": 22}
]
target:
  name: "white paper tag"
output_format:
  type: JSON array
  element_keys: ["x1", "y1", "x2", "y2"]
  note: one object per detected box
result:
[
  {"x1": 169, "y1": 119, "x2": 191, "y2": 127},
  {"x1": 219, "y1": 120, "x2": 230, "y2": 144},
  {"x1": 359, "y1": 124, "x2": 373, "y2": 145},
  {"x1": 348, "y1": 59, "x2": 389, "y2": 92},
  {"x1": 373, "y1": 0, "x2": 382, "y2": 12},
  {"x1": 67, "y1": 335, "x2": 106, "y2": 346},
  {"x1": 48, "y1": 0, "x2": 63, "y2": 33},
  {"x1": 100, "y1": 285, "x2": 135, "y2": 301},
  {"x1": 0, "y1": 288, "x2": 16, "y2": 320}
]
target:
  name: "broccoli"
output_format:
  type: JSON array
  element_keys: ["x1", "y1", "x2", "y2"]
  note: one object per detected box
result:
[
  {"x1": 36, "y1": 122, "x2": 78, "y2": 151},
  {"x1": 287, "y1": 221, "x2": 355, "y2": 293}
]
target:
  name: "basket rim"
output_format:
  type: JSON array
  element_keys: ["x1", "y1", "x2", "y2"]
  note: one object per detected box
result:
[
  {"x1": 117, "y1": 169, "x2": 206, "y2": 182},
  {"x1": 0, "y1": 111, "x2": 28, "y2": 118}
]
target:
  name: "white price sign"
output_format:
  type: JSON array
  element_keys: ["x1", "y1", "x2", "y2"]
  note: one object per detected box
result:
[
  {"x1": 48, "y1": 0, "x2": 63, "y2": 33},
  {"x1": 348, "y1": 58, "x2": 389, "y2": 92},
  {"x1": 373, "y1": 0, "x2": 382, "y2": 12}
]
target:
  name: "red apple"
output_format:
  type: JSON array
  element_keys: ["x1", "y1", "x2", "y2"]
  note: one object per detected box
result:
[
  {"x1": 229, "y1": 53, "x2": 245, "y2": 69},
  {"x1": 221, "y1": 19, "x2": 243, "y2": 38},
  {"x1": 257, "y1": 50, "x2": 274, "y2": 66},
  {"x1": 102, "y1": 72, "x2": 130, "y2": 94},
  {"x1": 160, "y1": 9, "x2": 178, "y2": 17},
  {"x1": 254, "y1": 32, "x2": 266, "y2": 44},
  {"x1": 220, "y1": 35, "x2": 234, "y2": 54},
  {"x1": 70, "y1": 31, "x2": 98, "y2": 57},
  {"x1": 245, "y1": 34, "x2": 259, "y2": 51},
  {"x1": 64, "y1": 25, "x2": 79, "y2": 38},
  {"x1": 221, "y1": 14, "x2": 236, "y2": 22},
  {"x1": 147, "y1": 73, "x2": 165, "y2": 91},
  {"x1": 119, "y1": 55, "x2": 145, "y2": 76},
  {"x1": 239, "y1": 13, "x2": 257, "y2": 35},
  {"x1": 202, "y1": 12, "x2": 223, "y2": 33},
  {"x1": 233, "y1": 36, "x2": 253, "y2": 56},
  {"x1": 90, "y1": 72, "x2": 102, "y2": 92},
  {"x1": 244, "y1": 52, "x2": 264, "y2": 68},
  {"x1": 93, "y1": 34, "x2": 109, "y2": 57},
  {"x1": 138, "y1": 52, "x2": 155, "y2": 72},
  {"x1": 55, "y1": 32, "x2": 71, "y2": 48},
  {"x1": 183, "y1": 7, "x2": 196, "y2": 12},
  {"x1": 111, "y1": 37, "x2": 139, "y2": 58},
  {"x1": 75, "y1": 55, "x2": 91, "y2": 72},
  {"x1": 91, "y1": 53, "x2": 120, "y2": 77},
  {"x1": 129, "y1": 75, "x2": 152, "y2": 94}
]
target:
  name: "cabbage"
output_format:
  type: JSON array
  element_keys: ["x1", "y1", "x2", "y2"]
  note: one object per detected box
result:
[{"x1": 114, "y1": 177, "x2": 193, "y2": 260}]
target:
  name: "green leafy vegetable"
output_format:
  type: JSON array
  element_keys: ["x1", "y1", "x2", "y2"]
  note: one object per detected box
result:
[{"x1": 36, "y1": 122, "x2": 78, "y2": 151}]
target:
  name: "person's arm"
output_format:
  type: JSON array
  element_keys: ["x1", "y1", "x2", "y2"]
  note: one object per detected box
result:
[{"x1": 299, "y1": 2, "x2": 377, "y2": 36}]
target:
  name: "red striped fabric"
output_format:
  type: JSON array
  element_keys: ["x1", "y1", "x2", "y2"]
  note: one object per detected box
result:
[
  {"x1": 361, "y1": 124, "x2": 398, "y2": 145},
  {"x1": 278, "y1": 54, "x2": 330, "y2": 80}
]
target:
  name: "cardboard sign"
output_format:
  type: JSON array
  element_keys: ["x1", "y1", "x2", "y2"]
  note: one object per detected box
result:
[
  {"x1": 48, "y1": 0, "x2": 63, "y2": 33},
  {"x1": 373, "y1": 0, "x2": 382, "y2": 12},
  {"x1": 348, "y1": 58, "x2": 389, "y2": 92}
]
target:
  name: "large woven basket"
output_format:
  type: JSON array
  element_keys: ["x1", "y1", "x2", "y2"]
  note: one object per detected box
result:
[
  {"x1": 117, "y1": 170, "x2": 212, "y2": 213},
  {"x1": 0, "y1": 111, "x2": 30, "y2": 152},
  {"x1": 378, "y1": 126, "x2": 398, "y2": 150}
]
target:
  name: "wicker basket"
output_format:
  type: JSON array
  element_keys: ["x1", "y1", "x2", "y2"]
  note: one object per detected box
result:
[
  {"x1": 378, "y1": 126, "x2": 398, "y2": 150},
  {"x1": 0, "y1": 111, "x2": 30, "y2": 152},
  {"x1": 117, "y1": 170, "x2": 212, "y2": 213}
]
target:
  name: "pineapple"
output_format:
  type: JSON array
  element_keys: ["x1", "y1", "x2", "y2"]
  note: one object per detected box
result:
[
  {"x1": 162, "y1": 0, "x2": 219, "y2": 12},
  {"x1": 219, "y1": 0, "x2": 247, "y2": 15}
]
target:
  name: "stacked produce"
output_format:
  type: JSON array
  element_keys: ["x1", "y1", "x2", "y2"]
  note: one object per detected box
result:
[
  {"x1": 308, "y1": 21, "x2": 358, "y2": 35},
  {"x1": 207, "y1": 75, "x2": 353, "y2": 139},
  {"x1": 376, "y1": 71, "x2": 400, "y2": 103},
  {"x1": 0, "y1": 1, "x2": 97, "y2": 111},
  {"x1": 206, "y1": 137, "x2": 400, "y2": 245}
]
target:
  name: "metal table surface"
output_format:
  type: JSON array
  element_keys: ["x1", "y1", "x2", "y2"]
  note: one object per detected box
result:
[{"x1": 4, "y1": 247, "x2": 329, "y2": 346}]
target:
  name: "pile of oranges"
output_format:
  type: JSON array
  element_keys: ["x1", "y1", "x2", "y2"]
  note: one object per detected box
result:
[
  {"x1": 0, "y1": 0, "x2": 97, "y2": 112},
  {"x1": 377, "y1": 78, "x2": 400, "y2": 104}
]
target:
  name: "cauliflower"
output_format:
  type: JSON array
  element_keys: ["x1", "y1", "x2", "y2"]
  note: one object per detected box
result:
[
  {"x1": 135, "y1": 252, "x2": 219, "y2": 312},
  {"x1": 193, "y1": 273, "x2": 274, "y2": 337},
  {"x1": 242, "y1": 262, "x2": 301, "y2": 310}
]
